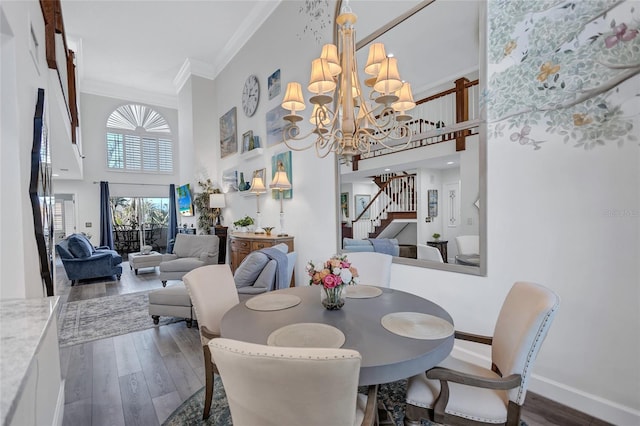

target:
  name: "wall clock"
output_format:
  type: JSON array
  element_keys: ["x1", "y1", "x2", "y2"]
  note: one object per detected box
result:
[{"x1": 242, "y1": 74, "x2": 260, "y2": 117}]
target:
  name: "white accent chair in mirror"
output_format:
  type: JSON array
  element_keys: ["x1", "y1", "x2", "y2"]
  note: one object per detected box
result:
[
  {"x1": 344, "y1": 251, "x2": 393, "y2": 287},
  {"x1": 183, "y1": 265, "x2": 239, "y2": 420},
  {"x1": 417, "y1": 244, "x2": 444, "y2": 263},
  {"x1": 209, "y1": 338, "x2": 378, "y2": 426},
  {"x1": 454, "y1": 235, "x2": 480, "y2": 256},
  {"x1": 404, "y1": 281, "x2": 560, "y2": 426}
]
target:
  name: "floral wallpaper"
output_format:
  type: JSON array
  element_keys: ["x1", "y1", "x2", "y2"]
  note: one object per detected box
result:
[
  {"x1": 486, "y1": 0, "x2": 639, "y2": 150},
  {"x1": 297, "y1": 0, "x2": 333, "y2": 43}
]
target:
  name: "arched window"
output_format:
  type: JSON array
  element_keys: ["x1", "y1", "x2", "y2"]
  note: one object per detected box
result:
[{"x1": 106, "y1": 104, "x2": 173, "y2": 173}]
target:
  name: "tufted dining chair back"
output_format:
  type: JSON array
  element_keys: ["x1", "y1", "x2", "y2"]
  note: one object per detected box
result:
[
  {"x1": 209, "y1": 338, "x2": 378, "y2": 426},
  {"x1": 344, "y1": 251, "x2": 392, "y2": 287},
  {"x1": 454, "y1": 235, "x2": 479, "y2": 255}
]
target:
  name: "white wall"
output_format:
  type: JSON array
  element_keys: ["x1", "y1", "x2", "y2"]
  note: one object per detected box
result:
[
  {"x1": 213, "y1": 1, "x2": 338, "y2": 284},
  {"x1": 0, "y1": 1, "x2": 53, "y2": 298},
  {"x1": 202, "y1": 1, "x2": 639, "y2": 423},
  {"x1": 54, "y1": 93, "x2": 180, "y2": 243}
]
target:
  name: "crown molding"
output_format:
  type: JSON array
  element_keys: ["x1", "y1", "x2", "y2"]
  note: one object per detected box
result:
[
  {"x1": 173, "y1": 58, "x2": 216, "y2": 93},
  {"x1": 214, "y1": 0, "x2": 281, "y2": 77},
  {"x1": 81, "y1": 79, "x2": 178, "y2": 109},
  {"x1": 173, "y1": 1, "x2": 282, "y2": 90}
]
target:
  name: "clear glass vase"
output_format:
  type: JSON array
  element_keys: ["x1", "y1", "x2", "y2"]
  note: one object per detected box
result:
[{"x1": 322, "y1": 285, "x2": 345, "y2": 310}]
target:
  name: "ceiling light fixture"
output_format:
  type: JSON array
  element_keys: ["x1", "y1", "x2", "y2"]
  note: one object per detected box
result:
[{"x1": 280, "y1": 1, "x2": 415, "y2": 161}]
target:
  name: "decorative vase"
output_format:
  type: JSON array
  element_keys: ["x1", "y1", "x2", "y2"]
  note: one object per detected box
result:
[{"x1": 322, "y1": 286, "x2": 345, "y2": 310}]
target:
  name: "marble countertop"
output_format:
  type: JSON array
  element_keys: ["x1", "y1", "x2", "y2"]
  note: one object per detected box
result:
[{"x1": 0, "y1": 296, "x2": 59, "y2": 426}]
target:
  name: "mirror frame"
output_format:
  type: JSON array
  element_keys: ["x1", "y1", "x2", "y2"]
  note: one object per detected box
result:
[{"x1": 334, "y1": 0, "x2": 487, "y2": 276}]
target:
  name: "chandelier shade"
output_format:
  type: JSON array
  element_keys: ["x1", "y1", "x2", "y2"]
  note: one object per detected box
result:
[{"x1": 280, "y1": 4, "x2": 415, "y2": 160}]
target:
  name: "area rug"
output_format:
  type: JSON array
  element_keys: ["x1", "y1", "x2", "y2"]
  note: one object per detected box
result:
[
  {"x1": 163, "y1": 378, "x2": 527, "y2": 426},
  {"x1": 57, "y1": 291, "x2": 180, "y2": 347}
]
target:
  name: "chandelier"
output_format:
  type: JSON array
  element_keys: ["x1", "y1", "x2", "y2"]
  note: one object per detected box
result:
[{"x1": 280, "y1": 3, "x2": 416, "y2": 160}]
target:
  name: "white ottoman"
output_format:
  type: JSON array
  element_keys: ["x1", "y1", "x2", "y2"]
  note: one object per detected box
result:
[
  {"x1": 148, "y1": 283, "x2": 197, "y2": 327},
  {"x1": 128, "y1": 251, "x2": 163, "y2": 275}
]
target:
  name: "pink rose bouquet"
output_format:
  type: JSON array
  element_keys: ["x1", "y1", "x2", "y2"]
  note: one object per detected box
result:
[{"x1": 306, "y1": 254, "x2": 359, "y2": 288}]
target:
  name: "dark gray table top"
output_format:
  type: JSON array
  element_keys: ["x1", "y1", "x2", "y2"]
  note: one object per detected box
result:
[{"x1": 220, "y1": 285, "x2": 454, "y2": 386}]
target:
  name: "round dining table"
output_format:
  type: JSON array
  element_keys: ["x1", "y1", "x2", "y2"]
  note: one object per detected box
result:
[{"x1": 220, "y1": 285, "x2": 454, "y2": 386}]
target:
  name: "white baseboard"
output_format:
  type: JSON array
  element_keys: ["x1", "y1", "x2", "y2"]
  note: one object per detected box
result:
[
  {"x1": 451, "y1": 347, "x2": 640, "y2": 425},
  {"x1": 53, "y1": 379, "x2": 65, "y2": 426}
]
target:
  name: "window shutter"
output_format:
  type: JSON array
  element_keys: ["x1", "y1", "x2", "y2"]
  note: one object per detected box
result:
[
  {"x1": 158, "y1": 139, "x2": 173, "y2": 172},
  {"x1": 106, "y1": 105, "x2": 173, "y2": 173},
  {"x1": 125, "y1": 135, "x2": 141, "y2": 170},
  {"x1": 142, "y1": 137, "x2": 158, "y2": 171},
  {"x1": 106, "y1": 133, "x2": 124, "y2": 169}
]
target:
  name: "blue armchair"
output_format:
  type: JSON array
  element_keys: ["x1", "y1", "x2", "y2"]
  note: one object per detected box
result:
[{"x1": 56, "y1": 233, "x2": 123, "y2": 285}]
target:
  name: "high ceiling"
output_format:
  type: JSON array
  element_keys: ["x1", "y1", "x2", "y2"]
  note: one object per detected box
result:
[{"x1": 60, "y1": 0, "x2": 281, "y2": 106}]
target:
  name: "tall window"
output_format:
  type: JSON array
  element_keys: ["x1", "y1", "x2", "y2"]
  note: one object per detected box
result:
[{"x1": 106, "y1": 104, "x2": 173, "y2": 173}]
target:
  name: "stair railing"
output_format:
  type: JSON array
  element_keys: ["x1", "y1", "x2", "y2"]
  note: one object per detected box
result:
[{"x1": 351, "y1": 174, "x2": 416, "y2": 239}]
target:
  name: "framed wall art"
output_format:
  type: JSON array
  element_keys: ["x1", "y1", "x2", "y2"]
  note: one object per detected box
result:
[
  {"x1": 268, "y1": 69, "x2": 281, "y2": 100},
  {"x1": 354, "y1": 194, "x2": 370, "y2": 220},
  {"x1": 266, "y1": 105, "x2": 296, "y2": 147},
  {"x1": 219, "y1": 107, "x2": 237, "y2": 158},
  {"x1": 222, "y1": 169, "x2": 239, "y2": 192},
  {"x1": 340, "y1": 192, "x2": 349, "y2": 220},
  {"x1": 427, "y1": 189, "x2": 438, "y2": 217},
  {"x1": 242, "y1": 130, "x2": 254, "y2": 153}
]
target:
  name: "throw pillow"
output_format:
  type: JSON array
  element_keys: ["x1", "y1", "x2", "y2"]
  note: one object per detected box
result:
[
  {"x1": 67, "y1": 235, "x2": 93, "y2": 258},
  {"x1": 234, "y1": 252, "x2": 270, "y2": 288}
]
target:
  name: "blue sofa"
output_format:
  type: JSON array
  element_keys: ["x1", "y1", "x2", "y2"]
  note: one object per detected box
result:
[
  {"x1": 56, "y1": 233, "x2": 123, "y2": 285},
  {"x1": 342, "y1": 238, "x2": 400, "y2": 257}
]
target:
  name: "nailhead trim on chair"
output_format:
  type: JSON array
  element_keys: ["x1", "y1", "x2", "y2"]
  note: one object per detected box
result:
[
  {"x1": 516, "y1": 299, "x2": 560, "y2": 405},
  {"x1": 211, "y1": 341, "x2": 361, "y2": 360}
]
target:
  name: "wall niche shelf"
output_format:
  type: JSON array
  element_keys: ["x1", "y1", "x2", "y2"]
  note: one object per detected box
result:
[{"x1": 241, "y1": 147, "x2": 263, "y2": 160}]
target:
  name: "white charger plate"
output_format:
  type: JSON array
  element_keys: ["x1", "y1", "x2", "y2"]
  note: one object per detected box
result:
[
  {"x1": 344, "y1": 285, "x2": 383, "y2": 299},
  {"x1": 267, "y1": 323, "x2": 345, "y2": 348},
  {"x1": 381, "y1": 312, "x2": 454, "y2": 340},
  {"x1": 245, "y1": 293, "x2": 301, "y2": 311}
]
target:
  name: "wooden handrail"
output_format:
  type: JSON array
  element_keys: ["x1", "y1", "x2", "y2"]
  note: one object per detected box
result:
[{"x1": 40, "y1": 0, "x2": 79, "y2": 144}]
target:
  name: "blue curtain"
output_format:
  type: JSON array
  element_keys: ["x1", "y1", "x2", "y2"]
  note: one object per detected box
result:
[
  {"x1": 99, "y1": 181, "x2": 114, "y2": 249},
  {"x1": 167, "y1": 184, "x2": 178, "y2": 254}
]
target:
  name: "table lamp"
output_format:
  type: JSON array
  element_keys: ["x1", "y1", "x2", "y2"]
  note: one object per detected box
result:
[
  {"x1": 249, "y1": 173, "x2": 267, "y2": 233},
  {"x1": 209, "y1": 193, "x2": 226, "y2": 226},
  {"x1": 269, "y1": 162, "x2": 292, "y2": 236}
]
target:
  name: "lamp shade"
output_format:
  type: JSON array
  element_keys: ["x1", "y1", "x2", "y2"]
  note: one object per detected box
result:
[
  {"x1": 270, "y1": 164, "x2": 292, "y2": 190},
  {"x1": 308, "y1": 58, "x2": 336, "y2": 95},
  {"x1": 282, "y1": 82, "x2": 306, "y2": 113},
  {"x1": 249, "y1": 175, "x2": 266, "y2": 194},
  {"x1": 374, "y1": 57, "x2": 403, "y2": 95},
  {"x1": 364, "y1": 43, "x2": 386, "y2": 76},
  {"x1": 309, "y1": 104, "x2": 330, "y2": 126},
  {"x1": 392, "y1": 82, "x2": 416, "y2": 112},
  {"x1": 320, "y1": 44, "x2": 341, "y2": 76},
  {"x1": 209, "y1": 193, "x2": 226, "y2": 209}
]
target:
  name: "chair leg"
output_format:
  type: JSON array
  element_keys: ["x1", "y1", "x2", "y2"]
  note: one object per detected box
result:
[{"x1": 203, "y1": 345, "x2": 214, "y2": 420}]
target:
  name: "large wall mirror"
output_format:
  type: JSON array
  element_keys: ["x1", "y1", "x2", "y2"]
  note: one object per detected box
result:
[{"x1": 336, "y1": 0, "x2": 486, "y2": 276}]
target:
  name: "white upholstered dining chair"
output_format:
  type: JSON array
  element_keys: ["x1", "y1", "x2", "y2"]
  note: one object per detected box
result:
[
  {"x1": 417, "y1": 244, "x2": 444, "y2": 263},
  {"x1": 344, "y1": 251, "x2": 393, "y2": 287},
  {"x1": 209, "y1": 338, "x2": 378, "y2": 426},
  {"x1": 454, "y1": 235, "x2": 479, "y2": 255},
  {"x1": 404, "y1": 281, "x2": 560, "y2": 426},
  {"x1": 182, "y1": 264, "x2": 239, "y2": 420}
]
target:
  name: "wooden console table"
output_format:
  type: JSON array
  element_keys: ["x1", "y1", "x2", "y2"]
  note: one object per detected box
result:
[
  {"x1": 229, "y1": 232, "x2": 295, "y2": 286},
  {"x1": 427, "y1": 240, "x2": 448, "y2": 263}
]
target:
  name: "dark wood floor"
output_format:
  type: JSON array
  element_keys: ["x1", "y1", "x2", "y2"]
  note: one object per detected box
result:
[{"x1": 55, "y1": 261, "x2": 610, "y2": 426}]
